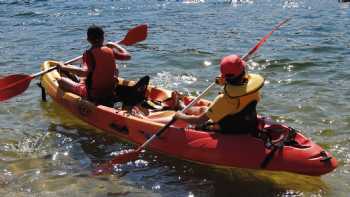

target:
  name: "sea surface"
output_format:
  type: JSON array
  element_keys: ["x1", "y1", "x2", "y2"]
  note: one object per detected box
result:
[{"x1": 0, "y1": 0, "x2": 349, "y2": 196}]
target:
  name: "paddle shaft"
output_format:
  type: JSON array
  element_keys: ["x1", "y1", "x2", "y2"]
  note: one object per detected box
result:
[
  {"x1": 32, "y1": 66, "x2": 57, "y2": 78},
  {"x1": 31, "y1": 55, "x2": 88, "y2": 78},
  {"x1": 241, "y1": 18, "x2": 290, "y2": 61}
]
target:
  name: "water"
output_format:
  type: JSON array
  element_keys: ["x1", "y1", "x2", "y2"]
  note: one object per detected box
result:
[{"x1": 0, "y1": 0, "x2": 349, "y2": 196}]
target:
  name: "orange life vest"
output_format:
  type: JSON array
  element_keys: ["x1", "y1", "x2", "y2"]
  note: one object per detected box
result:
[{"x1": 83, "y1": 46, "x2": 116, "y2": 105}]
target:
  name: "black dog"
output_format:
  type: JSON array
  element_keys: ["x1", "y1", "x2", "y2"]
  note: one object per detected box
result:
[{"x1": 114, "y1": 76, "x2": 150, "y2": 112}]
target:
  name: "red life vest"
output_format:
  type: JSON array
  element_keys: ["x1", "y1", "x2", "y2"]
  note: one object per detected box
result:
[{"x1": 83, "y1": 46, "x2": 116, "y2": 103}]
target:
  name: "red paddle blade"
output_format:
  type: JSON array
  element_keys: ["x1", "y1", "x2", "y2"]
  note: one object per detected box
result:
[
  {"x1": 92, "y1": 150, "x2": 140, "y2": 176},
  {"x1": 119, "y1": 24, "x2": 148, "y2": 46},
  {"x1": 0, "y1": 74, "x2": 33, "y2": 101}
]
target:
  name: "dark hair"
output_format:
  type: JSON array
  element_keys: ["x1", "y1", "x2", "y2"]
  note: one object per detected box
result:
[
  {"x1": 225, "y1": 71, "x2": 247, "y2": 85},
  {"x1": 87, "y1": 25, "x2": 104, "y2": 44}
]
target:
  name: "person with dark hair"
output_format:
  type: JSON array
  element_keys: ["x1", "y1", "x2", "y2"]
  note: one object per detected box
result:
[
  {"x1": 56, "y1": 25, "x2": 131, "y2": 106},
  {"x1": 174, "y1": 55, "x2": 264, "y2": 134}
]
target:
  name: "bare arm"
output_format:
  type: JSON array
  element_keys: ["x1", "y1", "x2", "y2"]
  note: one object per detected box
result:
[
  {"x1": 57, "y1": 62, "x2": 88, "y2": 77},
  {"x1": 106, "y1": 42, "x2": 131, "y2": 61}
]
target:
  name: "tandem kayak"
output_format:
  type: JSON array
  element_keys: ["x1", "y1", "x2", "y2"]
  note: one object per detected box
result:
[{"x1": 40, "y1": 60, "x2": 337, "y2": 176}]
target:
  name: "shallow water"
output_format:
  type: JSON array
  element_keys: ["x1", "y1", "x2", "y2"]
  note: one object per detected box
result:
[{"x1": 0, "y1": 0, "x2": 349, "y2": 196}]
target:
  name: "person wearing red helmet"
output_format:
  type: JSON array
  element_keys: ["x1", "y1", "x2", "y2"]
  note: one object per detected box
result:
[
  {"x1": 56, "y1": 25, "x2": 131, "y2": 106},
  {"x1": 174, "y1": 54, "x2": 264, "y2": 134}
]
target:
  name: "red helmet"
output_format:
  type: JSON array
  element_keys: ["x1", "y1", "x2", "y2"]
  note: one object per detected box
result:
[{"x1": 220, "y1": 55, "x2": 246, "y2": 78}]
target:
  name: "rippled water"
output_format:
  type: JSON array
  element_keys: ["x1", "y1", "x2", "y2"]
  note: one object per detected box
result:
[{"x1": 0, "y1": 0, "x2": 349, "y2": 196}]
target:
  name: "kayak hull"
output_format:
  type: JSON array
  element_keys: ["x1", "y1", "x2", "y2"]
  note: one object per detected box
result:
[{"x1": 40, "y1": 61, "x2": 337, "y2": 176}]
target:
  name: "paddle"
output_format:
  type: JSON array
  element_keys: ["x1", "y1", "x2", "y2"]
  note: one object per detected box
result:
[
  {"x1": 242, "y1": 18, "x2": 290, "y2": 61},
  {"x1": 0, "y1": 24, "x2": 148, "y2": 102},
  {"x1": 93, "y1": 18, "x2": 290, "y2": 175}
]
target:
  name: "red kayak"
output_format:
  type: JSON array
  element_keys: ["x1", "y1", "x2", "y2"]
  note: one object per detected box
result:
[{"x1": 40, "y1": 60, "x2": 337, "y2": 176}]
